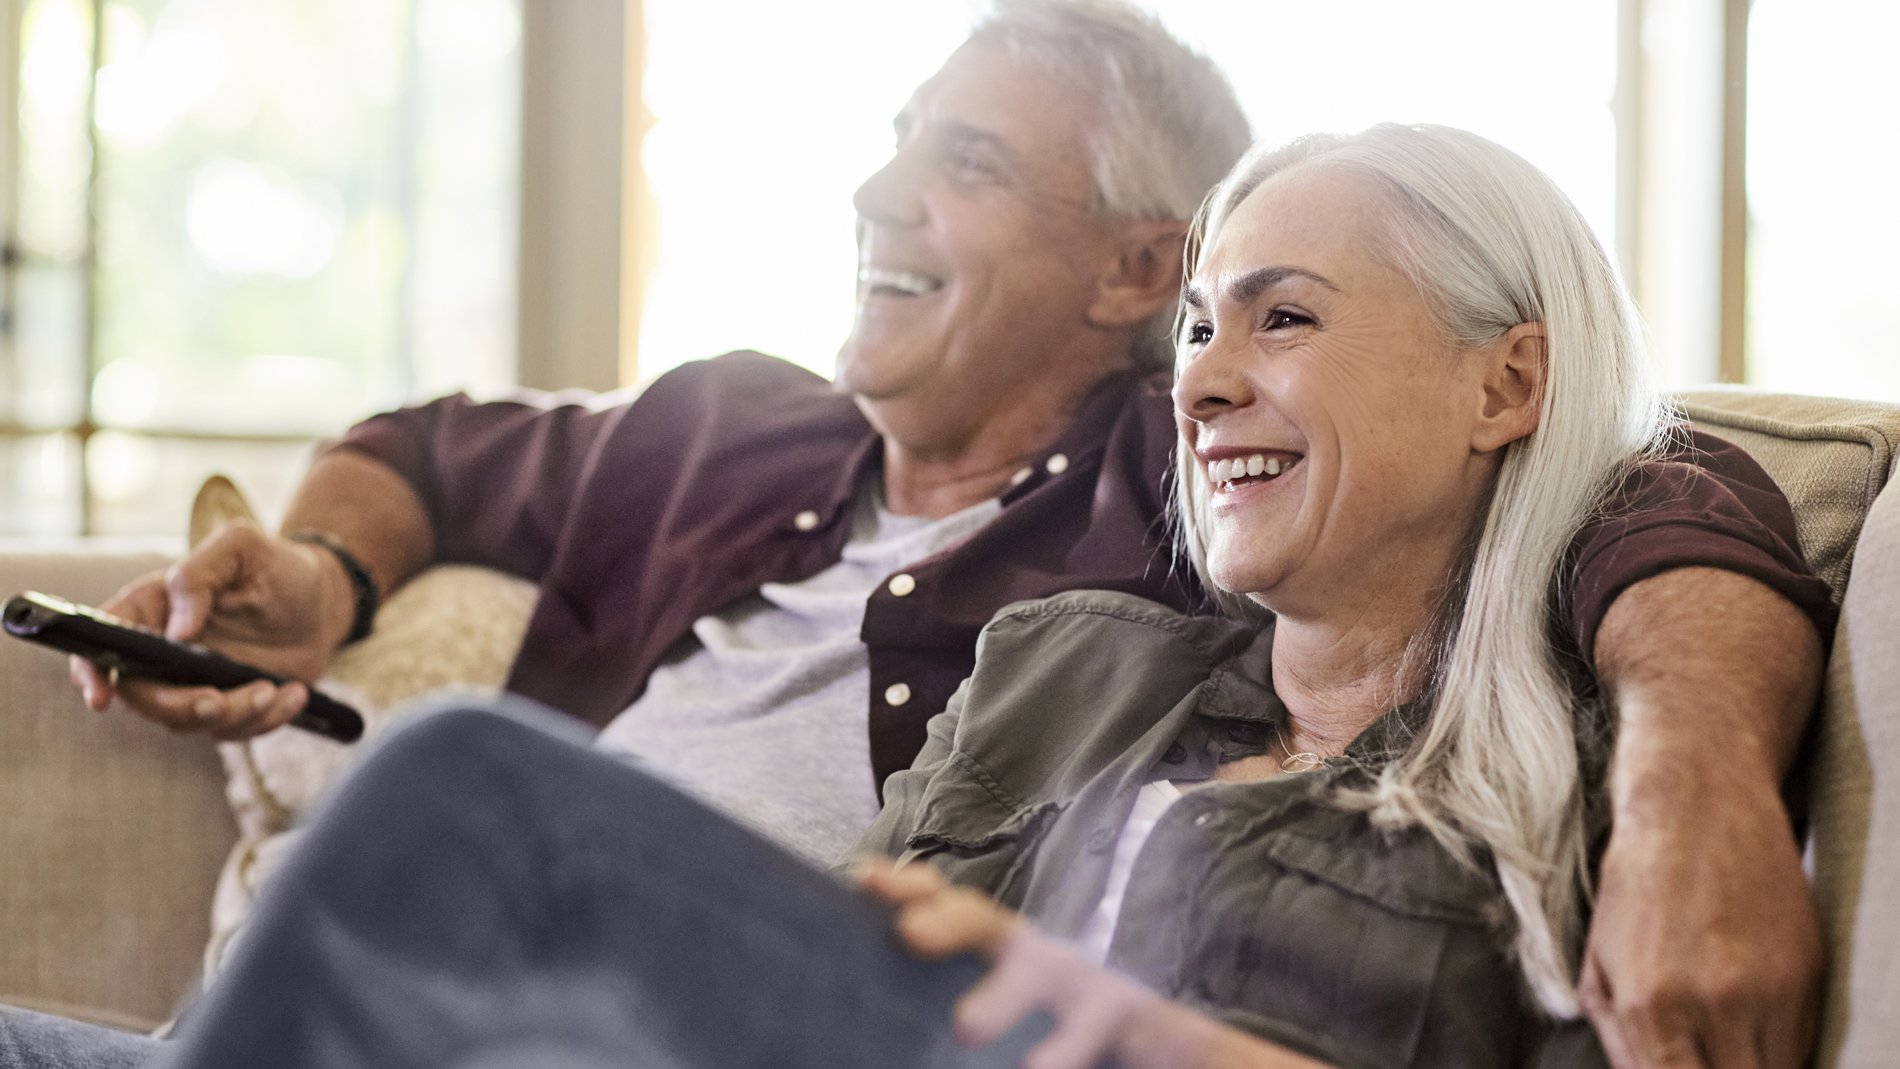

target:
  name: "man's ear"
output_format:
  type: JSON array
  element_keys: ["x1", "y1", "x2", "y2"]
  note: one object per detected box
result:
[
  {"x1": 1471, "y1": 322, "x2": 1546, "y2": 453},
  {"x1": 1085, "y1": 220, "x2": 1189, "y2": 329}
]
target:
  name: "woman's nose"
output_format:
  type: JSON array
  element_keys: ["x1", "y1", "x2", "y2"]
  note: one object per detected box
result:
[{"x1": 1172, "y1": 337, "x2": 1253, "y2": 423}]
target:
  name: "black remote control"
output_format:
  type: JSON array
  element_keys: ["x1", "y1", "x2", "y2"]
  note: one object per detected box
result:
[{"x1": 4, "y1": 590, "x2": 364, "y2": 743}]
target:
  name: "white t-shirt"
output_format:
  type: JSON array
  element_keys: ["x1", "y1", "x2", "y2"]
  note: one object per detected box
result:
[
  {"x1": 594, "y1": 486, "x2": 1001, "y2": 865},
  {"x1": 1075, "y1": 779, "x2": 1186, "y2": 963}
]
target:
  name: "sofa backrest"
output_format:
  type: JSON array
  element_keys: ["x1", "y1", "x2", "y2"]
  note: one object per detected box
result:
[{"x1": 1682, "y1": 389, "x2": 1900, "y2": 599}]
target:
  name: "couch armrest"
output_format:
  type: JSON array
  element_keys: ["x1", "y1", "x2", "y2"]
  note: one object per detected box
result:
[
  {"x1": 0, "y1": 542, "x2": 237, "y2": 1031},
  {"x1": 1812, "y1": 478, "x2": 1900, "y2": 1068}
]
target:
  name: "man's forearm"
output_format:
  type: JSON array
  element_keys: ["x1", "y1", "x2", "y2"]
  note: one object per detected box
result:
[
  {"x1": 282, "y1": 450, "x2": 438, "y2": 607},
  {"x1": 1581, "y1": 564, "x2": 1826, "y2": 1069},
  {"x1": 1594, "y1": 565, "x2": 1822, "y2": 810}
]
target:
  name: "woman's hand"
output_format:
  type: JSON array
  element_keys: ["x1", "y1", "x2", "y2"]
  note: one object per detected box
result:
[{"x1": 854, "y1": 858, "x2": 1330, "y2": 1069}]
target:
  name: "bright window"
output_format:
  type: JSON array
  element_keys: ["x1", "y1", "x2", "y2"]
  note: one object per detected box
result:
[
  {"x1": 0, "y1": 0, "x2": 520, "y2": 535},
  {"x1": 1746, "y1": 0, "x2": 1900, "y2": 401},
  {"x1": 635, "y1": 0, "x2": 1620, "y2": 382}
]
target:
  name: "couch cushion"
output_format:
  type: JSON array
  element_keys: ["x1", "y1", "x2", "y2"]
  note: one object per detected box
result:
[
  {"x1": 204, "y1": 563, "x2": 538, "y2": 978},
  {"x1": 1681, "y1": 389, "x2": 1900, "y2": 601}
]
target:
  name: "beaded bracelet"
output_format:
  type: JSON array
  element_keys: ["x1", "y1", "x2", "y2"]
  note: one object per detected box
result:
[{"x1": 288, "y1": 530, "x2": 380, "y2": 645}]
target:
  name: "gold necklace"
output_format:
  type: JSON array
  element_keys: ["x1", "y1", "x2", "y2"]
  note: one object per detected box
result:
[{"x1": 1276, "y1": 726, "x2": 1325, "y2": 774}]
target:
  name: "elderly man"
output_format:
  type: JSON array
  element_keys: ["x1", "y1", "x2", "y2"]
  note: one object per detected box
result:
[{"x1": 27, "y1": 2, "x2": 1830, "y2": 1068}]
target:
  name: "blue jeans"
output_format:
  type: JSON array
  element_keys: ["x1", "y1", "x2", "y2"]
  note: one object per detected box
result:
[
  {"x1": 0, "y1": 1008, "x2": 151, "y2": 1069},
  {"x1": 5, "y1": 698, "x2": 1050, "y2": 1069}
]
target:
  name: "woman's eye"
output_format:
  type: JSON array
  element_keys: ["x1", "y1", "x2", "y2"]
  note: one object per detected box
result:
[
  {"x1": 1263, "y1": 309, "x2": 1313, "y2": 331},
  {"x1": 1184, "y1": 322, "x2": 1214, "y2": 346}
]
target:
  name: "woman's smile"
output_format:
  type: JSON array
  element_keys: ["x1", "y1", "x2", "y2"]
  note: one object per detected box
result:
[
  {"x1": 1203, "y1": 452, "x2": 1304, "y2": 520},
  {"x1": 1202, "y1": 450, "x2": 1303, "y2": 489}
]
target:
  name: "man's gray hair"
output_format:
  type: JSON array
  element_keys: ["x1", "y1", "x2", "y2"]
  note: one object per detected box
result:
[
  {"x1": 1175, "y1": 124, "x2": 1667, "y2": 1017},
  {"x1": 969, "y1": 0, "x2": 1252, "y2": 367}
]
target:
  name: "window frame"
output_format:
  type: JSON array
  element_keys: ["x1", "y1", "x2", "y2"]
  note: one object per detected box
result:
[{"x1": 0, "y1": 0, "x2": 632, "y2": 536}]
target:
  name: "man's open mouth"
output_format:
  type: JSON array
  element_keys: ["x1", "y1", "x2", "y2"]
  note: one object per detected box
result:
[{"x1": 858, "y1": 267, "x2": 944, "y2": 298}]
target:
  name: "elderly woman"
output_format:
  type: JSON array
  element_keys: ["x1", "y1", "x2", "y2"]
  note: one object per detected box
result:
[
  {"x1": 1, "y1": 124, "x2": 1665, "y2": 1069},
  {"x1": 856, "y1": 120, "x2": 1652, "y2": 1067}
]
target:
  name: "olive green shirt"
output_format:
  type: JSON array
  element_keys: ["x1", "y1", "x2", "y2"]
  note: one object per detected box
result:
[{"x1": 856, "y1": 590, "x2": 1607, "y2": 1069}]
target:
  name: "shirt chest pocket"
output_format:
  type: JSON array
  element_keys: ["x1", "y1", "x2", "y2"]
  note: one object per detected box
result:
[{"x1": 1138, "y1": 820, "x2": 1529, "y2": 1069}]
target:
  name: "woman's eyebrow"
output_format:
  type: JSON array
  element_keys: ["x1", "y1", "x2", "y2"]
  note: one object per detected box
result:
[{"x1": 1184, "y1": 265, "x2": 1341, "y2": 311}]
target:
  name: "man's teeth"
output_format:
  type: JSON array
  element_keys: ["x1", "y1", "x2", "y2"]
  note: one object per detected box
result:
[
  {"x1": 1207, "y1": 455, "x2": 1291, "y2": 484},
  {"x1": 858, "y1": 267, "x2": 943, "y2": 296}
]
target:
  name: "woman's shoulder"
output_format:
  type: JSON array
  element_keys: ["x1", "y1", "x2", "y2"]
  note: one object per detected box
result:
[
  {"x1": 980, "y1": 589, "x2": 1263, "y2": 661},
  {"x1": 947, "y1": 591, "x2": 1273, "y2": 783},
  {"x1": 968, "y1": 591, "x2": 1272, "y2": 726}
]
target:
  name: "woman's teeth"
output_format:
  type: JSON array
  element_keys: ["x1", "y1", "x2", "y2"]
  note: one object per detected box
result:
[{"x1": 1207, "y1": 454, "x2": 1293, "y2": 485}]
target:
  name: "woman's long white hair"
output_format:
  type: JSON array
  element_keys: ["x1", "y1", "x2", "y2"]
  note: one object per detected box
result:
[{"x1": 1173, "y1": 124, "x2": 1667, "y2": 1014}]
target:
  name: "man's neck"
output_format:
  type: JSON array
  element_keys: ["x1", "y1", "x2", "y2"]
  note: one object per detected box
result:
[
  {"x1": 879, "y1": 446, "x2": 1033, "y2": 519},
  {"x1": 870, "y1": 367, "x2": 1127, "y2": 519}
]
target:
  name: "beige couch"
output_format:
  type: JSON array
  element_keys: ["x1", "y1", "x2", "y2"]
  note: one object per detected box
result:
[{"x1": 0, "y1": 390, "x2": 1895, "y2": 1065}]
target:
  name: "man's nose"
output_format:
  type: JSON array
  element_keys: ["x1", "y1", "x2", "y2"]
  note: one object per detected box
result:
[{"x1": 852, "y1": 148, "x2": 926, "y2": 227}]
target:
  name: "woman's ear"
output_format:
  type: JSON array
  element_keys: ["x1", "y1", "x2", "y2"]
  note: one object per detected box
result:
[
  {"x1": 1085, "y1": 220, "x2": 1189, "y2": 329},
  {"x1": 1471, "y1": 322, "x2": 1546, "y2": 453}
]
